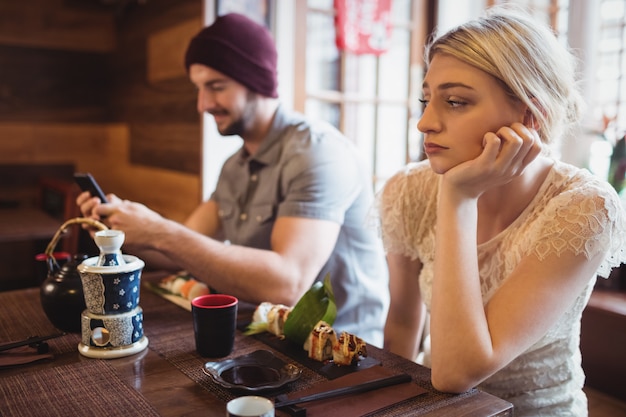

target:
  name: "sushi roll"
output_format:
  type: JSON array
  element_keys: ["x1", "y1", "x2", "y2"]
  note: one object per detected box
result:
[
  {"x1": 252, "y1": 301, "x2": 274, "y2": 324},
  {"x1": 266, "y1": 304, "x2": 292, "y2": 336},
  {"x1": 305, "y1": 320, "x2": 337, "y2": 362},
  {"x1": 332, "y1": 331, "x2": 367, "y2": 366}
]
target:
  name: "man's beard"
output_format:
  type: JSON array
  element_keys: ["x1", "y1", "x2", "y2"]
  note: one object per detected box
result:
[
  {"x1": 219, "y1": 117, "x2": 245, "y2": 137},
  {"x1": 216, "y1": 92, "x2": 258, "y2": 137}
]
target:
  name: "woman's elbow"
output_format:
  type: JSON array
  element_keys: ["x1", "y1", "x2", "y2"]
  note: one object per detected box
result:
[{"x1": 431, "y1": 369, "x2": 476, "y2": 394}]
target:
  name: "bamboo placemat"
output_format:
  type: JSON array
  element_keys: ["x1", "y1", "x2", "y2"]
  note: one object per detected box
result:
[
  {"x1": 0, "y1": 287, "x2": 481, "y2": 417},
  {"x1": 0, "y1": 358, "x2": 161, "y2": 417},
  {"x1": 139, "y1": 289, "x2": 478, "y2": 417}
]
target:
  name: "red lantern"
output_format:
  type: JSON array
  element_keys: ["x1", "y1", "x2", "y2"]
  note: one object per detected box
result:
[{"x1": 334, "y1": 0, "x2": 393, "y2": 55}]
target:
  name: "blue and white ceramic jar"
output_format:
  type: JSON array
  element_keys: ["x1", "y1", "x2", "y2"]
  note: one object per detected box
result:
[
  {"x1": 77, "y1": 229, "x2": 148, "y2": 359},
  {"x1": 78, "y1": 230, "x2": 144, "y2": 315},
  {"x1": 80, "y1": 306, "x2": 144, "y2": 348}
]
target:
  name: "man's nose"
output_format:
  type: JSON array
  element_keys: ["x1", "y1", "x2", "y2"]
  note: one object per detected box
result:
[{"x1": 197, "y1": 89, "x2": 215, "y2": 113}]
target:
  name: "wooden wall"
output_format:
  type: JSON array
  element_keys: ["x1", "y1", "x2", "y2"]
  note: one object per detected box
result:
[
  {"x1": 0, "y1": 123, "x2": 199, "y2": 222},
  {"x1": 109, "y1": 1, "x2": 203, "y2": 175},
  {"x1": 0, "y1": 0, "x2": 204, "y2": 223}
]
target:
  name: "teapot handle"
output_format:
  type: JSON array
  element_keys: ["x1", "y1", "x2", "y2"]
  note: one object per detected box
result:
[{"x1": 44, "y1": 217, "x2": 108, "y2": 272}]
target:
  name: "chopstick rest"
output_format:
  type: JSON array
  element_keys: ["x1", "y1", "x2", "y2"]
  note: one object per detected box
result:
[{"x1": 274, "y1": 372, "x2": 411, "y2": 408}]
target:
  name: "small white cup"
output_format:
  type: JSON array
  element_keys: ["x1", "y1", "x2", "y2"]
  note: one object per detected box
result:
[{"x1": 226, "y1": 396, "x2": 274, "y2": 417}]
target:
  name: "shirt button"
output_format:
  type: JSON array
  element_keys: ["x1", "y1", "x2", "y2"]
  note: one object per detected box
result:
[
  {"x1": 240, "y1": 213, "x2": 247, "y2": 221},
  {"x1": 250, "y1": 174, "x2": 258, "y2": 182}
]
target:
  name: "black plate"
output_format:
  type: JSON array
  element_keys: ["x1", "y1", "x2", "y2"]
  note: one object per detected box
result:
[{"x1": 203, "y1": 350, "x2": 302, "y2": 392}]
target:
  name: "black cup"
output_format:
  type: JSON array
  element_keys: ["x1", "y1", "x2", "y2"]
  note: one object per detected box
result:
[{"x1": 191, "y1": 294, "x2": 238, "y2": 357}]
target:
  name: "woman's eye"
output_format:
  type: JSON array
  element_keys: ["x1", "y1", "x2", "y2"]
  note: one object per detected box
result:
[
  {"x1": 447, "y1": 99, "x2": 466, "y2": 108},
  {"x1": 418, "y1": 98, "x2": 429, "y2": 106}
]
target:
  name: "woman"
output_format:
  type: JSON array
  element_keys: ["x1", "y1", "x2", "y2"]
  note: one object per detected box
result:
[{"x1": 376, "y1": 7, "x2": 626, "y2": 416}]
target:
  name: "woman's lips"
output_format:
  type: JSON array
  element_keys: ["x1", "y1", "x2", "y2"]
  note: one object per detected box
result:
[{"x1": 423, "y1": 142, "x2": 447, "y2": 154}]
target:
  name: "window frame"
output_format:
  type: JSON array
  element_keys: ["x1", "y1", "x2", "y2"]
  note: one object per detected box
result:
[{"x1": 293, "y1": 0, "x2": 432, "y2": 189}]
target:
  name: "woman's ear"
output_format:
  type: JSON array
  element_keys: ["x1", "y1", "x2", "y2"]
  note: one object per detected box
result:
[
  {"x1": 522, "y1": 98, "x2": 543, "y2": 130},
  {"x1": 523, "y1": 109, "x2": 539, "y2": 129}
]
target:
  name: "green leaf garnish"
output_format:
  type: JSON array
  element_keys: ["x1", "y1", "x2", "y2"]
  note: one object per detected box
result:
[
  {"x1": 283, "y1": 273, "x2": 336, "y2": 346},
  {"x1": 243, "y1": 321, "x2": 269, "y2": 336}
]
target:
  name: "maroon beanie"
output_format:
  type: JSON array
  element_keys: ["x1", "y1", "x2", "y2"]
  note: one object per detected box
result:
[{"x1": 184, "y1": 13, "x2": 278, "y2": 98}]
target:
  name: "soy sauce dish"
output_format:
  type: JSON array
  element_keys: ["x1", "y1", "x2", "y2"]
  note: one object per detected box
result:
[{"x1": 203, "y1": 349, "x2": 302, "y2": 392}]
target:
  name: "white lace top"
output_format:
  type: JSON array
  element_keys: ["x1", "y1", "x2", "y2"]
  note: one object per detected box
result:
[{"x1": 376, "y1": 159, "x2": 626, "y2": 417}]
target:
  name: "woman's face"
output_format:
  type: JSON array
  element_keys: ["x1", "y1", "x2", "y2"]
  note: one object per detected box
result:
[{"x1": 418, "y1": 53, "x2": 526, "y2": 174}]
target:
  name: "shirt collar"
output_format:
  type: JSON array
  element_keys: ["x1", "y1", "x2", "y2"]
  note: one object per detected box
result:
[{"x1": 235, "y1": 104, "x2": 290, "y2": 167}]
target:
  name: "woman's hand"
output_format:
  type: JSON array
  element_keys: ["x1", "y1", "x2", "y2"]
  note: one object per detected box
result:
[{"x1": 443, "y1": 123, "x2": 542, "y2": 199}]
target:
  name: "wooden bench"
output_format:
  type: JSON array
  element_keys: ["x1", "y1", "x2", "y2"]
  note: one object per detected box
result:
[{"x1": 581, "y1": 286, "x2": 626, "y2": 401}]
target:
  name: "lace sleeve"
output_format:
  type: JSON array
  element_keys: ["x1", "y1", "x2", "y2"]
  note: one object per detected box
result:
[
  {"x1": 372, "y1": 162, "x2": 438, "y2": 260},
  {"x1": 528, "y1": 179, "x2": 626, "y2": 278}
]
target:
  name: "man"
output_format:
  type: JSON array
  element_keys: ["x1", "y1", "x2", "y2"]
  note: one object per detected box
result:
[{"x1": 77, "y1": 13, "x2": 389, "y2": 346}]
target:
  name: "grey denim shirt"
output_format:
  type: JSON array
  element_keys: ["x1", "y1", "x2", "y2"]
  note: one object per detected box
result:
[{"x1": 210, "y1": 105, "x2": 389, "y2": 346}]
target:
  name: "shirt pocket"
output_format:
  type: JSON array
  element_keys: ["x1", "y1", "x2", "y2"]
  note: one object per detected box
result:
[
  {"x1": 249, "y1": 204, "x2": 275, "y2": 225},
  {"x1": 217, "y1": 202, "x2": 236, "y2": 222}
]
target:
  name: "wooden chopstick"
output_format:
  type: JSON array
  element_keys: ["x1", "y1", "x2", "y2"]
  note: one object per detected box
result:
[
  {"x1": 0, "y1": 333, "x2": 65, "y2": 353},
  {"x1": 275, "y1": 372, "x2": 412, "y2": 408}
]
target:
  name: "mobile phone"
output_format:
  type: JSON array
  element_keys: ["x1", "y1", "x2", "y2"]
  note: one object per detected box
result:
[{"x1": 74, "y1": 172, "x2": 109, "y2": 203}]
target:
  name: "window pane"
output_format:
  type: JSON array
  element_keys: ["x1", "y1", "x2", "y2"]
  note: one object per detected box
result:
[
  {"x1": 598, "y1": 79, "x2": 619, "y2": 103},
  {"x1": 376, "y1": 105, "x2": 408, "y2": 181},
  {"x1": 306, "y1": 12, "x2": 340, "y2": 92},
  {"x1": 597, "y1": 52, "x2": 621, "y2": 79},
  {"x1": 346, "y1": 54, "x2": 377, "y2": 97},
  {"x1": 392, "y1": 0, "x2": 413, "y2": 22},
  {"x1": 599, "y1": 25, "x2": 625, "y2": 53},
  {"x1": 306, "y1": 99, "x2": 340, "y2": 130},
  {"x1": 302, "y1": 0, "x2": 422, "y2": 189},
  {"x1": 308, "y1": 0, "x2": 333, "y2": 9},
  {"x1": 618, "y1": 103, "x2": 626, "y2": 138},
  {"x1": 408, "y1": 115, "x2": 422, "y2": 162},
  {"x1": 556, "y1": 4, "x2": 570, "y2": 37},
  {"x1": 347, "y1": 102, "x2": 376, "y2": 177},
  {"x1": 379, "y1": 28, "x2": 410, "y2": 100},
  {"x1": 600, "y1": 0, "x2": 625, "y2": 21}
]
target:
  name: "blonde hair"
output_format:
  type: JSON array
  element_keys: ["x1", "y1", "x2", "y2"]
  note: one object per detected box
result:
[{"x1": 425, "y1": 7, "x2": 584, "y2": 145}]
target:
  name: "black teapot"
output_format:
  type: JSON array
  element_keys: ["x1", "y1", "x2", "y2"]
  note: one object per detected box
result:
[
  {"x1": 39, "y1": 217, "x2": 108, "y2": 333},
  {"x1": 40, "y1": 253, "x2": 88, "y2": 333}
]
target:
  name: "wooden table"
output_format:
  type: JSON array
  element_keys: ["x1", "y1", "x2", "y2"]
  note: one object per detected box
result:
[{"x1": 0, "y1": 283, "x2": 513, "y2": 417}]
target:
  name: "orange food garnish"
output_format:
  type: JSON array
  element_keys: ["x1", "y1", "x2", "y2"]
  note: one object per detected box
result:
[{"x1": 179, "y1": 279, "x2": 198, "y2": 299}]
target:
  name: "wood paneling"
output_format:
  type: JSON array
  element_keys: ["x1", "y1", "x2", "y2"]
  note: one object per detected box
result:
[
  {"x1": 0, "y1": 3, "x2": 115, "y2": 53},
  {"x1": 148, "y1": 18, "x2": 203, "y2": 83},
  {"x1": 0, "y1": 1, "x2": 203, "y2": 292},
  {"x1": 0, "y1": 164, "x2": 75, "y2": 210},
  {"x1": 108, "y1": 77, "x2": 199, "y2": 124},
  {"x1": 130, "y1": 123, "x2": 201, "y2": 174},
  {"x1": 0, "y1": 45, "x2": 110, "y2": 123},
  {"x1": 107, "y1": 0, "x2": 203, "y2": 174},
  {"x1": 0, "y1": 0, "x2": 204, "y2": 229},
  {"x1": 0, "y1": 123, "x2": 200, "y2": 223}
]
